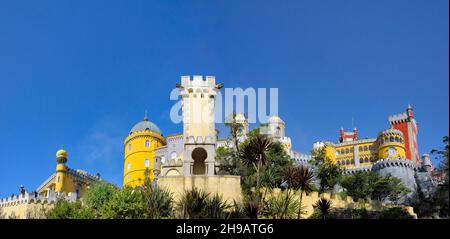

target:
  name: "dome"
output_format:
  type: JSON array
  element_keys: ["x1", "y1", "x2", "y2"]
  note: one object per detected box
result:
[
  {"x1": 268, "y1": 116, "x2": 284, "y2": 124},
  {"x1": 130, "y1": 117, "x2": 162, "y2": 135},
  {"x1": 56, "y1": 149, "x2": 67, "y2": 158},
  {"x1": 235, "y1": 113, "x2": 246, "y2": 122}
]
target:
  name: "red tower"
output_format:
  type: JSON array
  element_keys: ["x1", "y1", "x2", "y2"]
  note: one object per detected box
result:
[
  {"x1": 388, "y1": 105, "x2": 419, "y2": 164},
  {"x1": 339, "y1": 127, "x2": 358, "y2": 143}
]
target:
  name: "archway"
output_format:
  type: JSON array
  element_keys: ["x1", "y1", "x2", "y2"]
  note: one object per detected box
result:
[{"x1": 192, "y1": 147, "x2": 207, "y2": 175}]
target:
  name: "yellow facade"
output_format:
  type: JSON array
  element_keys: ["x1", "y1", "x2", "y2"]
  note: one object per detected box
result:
[
  {"x1": 123, "y1": 119, "x2": 166, "y2": 187},
  {"x1": 36, "y1": 149, "x2": 100, "y2": 198},
  {"x1": 323, "y1": 128, "x2": 407, "y2": 170}
]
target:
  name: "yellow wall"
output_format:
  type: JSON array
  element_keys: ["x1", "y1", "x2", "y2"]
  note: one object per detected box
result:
[
  {"x1": 123, "y1": 131, "x2": 166, "y2": 187},
  {"x1": 157, "y1": 175, "x2": 242, "y2": 203},
  {"x1": 266, "y1": 189, "x2": 417, "y2": 219},
  {"x1": 378, "y1": 142, "x2": 406, "y2": 159},
  {"x1": 1, "y1": 202, "x2": 51, "y2": 219}
]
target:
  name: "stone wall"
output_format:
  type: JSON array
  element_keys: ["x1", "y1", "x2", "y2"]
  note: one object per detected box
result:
[{"x1": 157, "y1": 175, "x2": 242, "y2": 203}]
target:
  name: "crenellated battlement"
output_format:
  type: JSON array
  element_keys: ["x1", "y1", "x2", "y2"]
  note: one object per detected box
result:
[
  {"x1": 0, "y1": 190, "x2": 77, "y2": 208},
  {"x1": 372, "y1": 158, "x2": 417, "y2": 171},
  {"x1": 388, "y1": 112, "x2": 409, "y2": 124}
]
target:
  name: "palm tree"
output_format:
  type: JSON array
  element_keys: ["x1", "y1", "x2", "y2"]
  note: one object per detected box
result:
[
  {"x1": 314, "y1": 198, "x2": 332, "y2": 219},
  {"x1": 296, "y1": 165, "x2": 314, "y2": 219},
  {"x1": 240, "y1": 134, "x2": 273, "y2": 209}
]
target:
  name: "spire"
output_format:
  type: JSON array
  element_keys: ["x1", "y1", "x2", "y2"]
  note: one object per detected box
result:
[{"x1": 144, "y1": 110, "x2": 148, "y2": 121}]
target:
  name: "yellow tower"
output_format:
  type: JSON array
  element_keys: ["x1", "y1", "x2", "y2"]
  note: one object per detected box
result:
[
  {"x1": 377, "y1": 129, "x2": 406, "y2": 159},
  {"x1": 123, "y1": 116, "x2": 166, "y2": 187},
  {"x1": 55, "y1": 149, "x2": 68, "y2": 192}
]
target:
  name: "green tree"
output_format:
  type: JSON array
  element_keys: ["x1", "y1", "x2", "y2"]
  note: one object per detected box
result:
[
  {"x1": 224, "y1": 113, "x2": 245, "y2": 153},
  {"x1": 46, "y1": 200, "x2": 92, "y2": 219},
  {"x1": 371, "y1": 174, "x2": 410, "y2": 202},
  {"x1": 340, "y1": 171, "x2": 375, "y2": 201},
  {"x1": 100, "y1": 187, "x2": 146, "y2": 219},
  {"x1": 239, "y1": 133, "x2": 273, "y2": 214},
  {"x1": 83, "y1": 181, "x2": 116, "y2": 218},
  {"x1": 340, "y1": 171, "x2": 409, "y2": 203},
  {"x1": 311, "y1": 148, "x2": 342, "y2": 194}
]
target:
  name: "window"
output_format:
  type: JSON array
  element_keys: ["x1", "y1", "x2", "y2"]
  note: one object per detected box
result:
[
  {"x1": 171, "y1": 152, "x2": 177, "y2": 160},
  {"x1": 57, "y1": 176, "x2": 60, "y2": 183},
  {"x1": 364, "y1": 157, "x2": 369, "y2": 163},
  {"x1": 275, "y1": 127, "x2": 281, "y2": 136},
  {"x1": 144, "y1": 159, "x2": 150, "y2": 167},
  {"x1": 127, "y1": 174, "x2": 130, "y2": 180},
  {"x1": 145, "y1": 140, "x2": 150, "y2": 148},
  {"x1": 128, "y1": 162, "x2": 131, "y2": 171},
  {"x1": 345, "y1": 148, "x2": 349, "y2": 154},
  {"x1": 128, "y1": 144, "x2": 132, "y2": 151},
  {"x1": 359, "y1": 146, "x2": 362, "y2": 151},
  {"x1": 364, "y1": 146, "x2": 368, "y2": 151}
]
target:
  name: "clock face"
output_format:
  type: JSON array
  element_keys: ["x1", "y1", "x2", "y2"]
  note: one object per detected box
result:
[{"x1": 388, "y1": 147, "x2": 396, "y2": 157}]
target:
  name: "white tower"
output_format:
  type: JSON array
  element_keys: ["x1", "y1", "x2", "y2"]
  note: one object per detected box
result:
[{"x1": 177, "y1": 75, "x2": 223, "y2": 176}]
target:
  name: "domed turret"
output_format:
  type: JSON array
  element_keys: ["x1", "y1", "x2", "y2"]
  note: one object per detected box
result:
[
  {"x1": 124, "y1": 115, "x2": 166, "y2": 187},
  {"x1": 130, "y1": 117, "x2": 162, "y2": 135},
  {"x1": 56, "y1": 149, "x2": 67, "y2": 159},
  {"x1": 56, "y1": 149, "x2": 68, "y2": 164},
  {"x1": 55, "y1": 149, "x2": 68, "y2": 192}
]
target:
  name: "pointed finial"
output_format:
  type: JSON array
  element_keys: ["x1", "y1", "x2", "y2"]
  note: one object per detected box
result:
[
  {"x1": 144, "y1": 110, "x2": 148, "y2": 121},
  {"x1": 407, "y1": 104, "x2": 412, "y2": 109}
]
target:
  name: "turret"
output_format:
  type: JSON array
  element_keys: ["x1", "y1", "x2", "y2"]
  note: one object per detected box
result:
[
  {"x1": 406, "y1": 104, "x2": 414, "y2": 119},
  {"x1": 421, "y1": 154, "x2": 433, "y2": 173},
  {"x1": 376, "y1": 129, "x2": 406, "y2": 160},
  {"x1": 55, "y1": 149, "x2": 68, "y2": 192}
]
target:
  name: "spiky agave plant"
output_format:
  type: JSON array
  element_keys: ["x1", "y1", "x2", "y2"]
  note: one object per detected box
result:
[
  {"x1": 177, "y1": 188, "x2": 210, "y2": 219},
  {"x1": 314, "y1": 198, "x2": 332, "y2": 219},
  {"x1": 244, "y1": 200, "x2": 260, "y2": 219},
  {"x1": 141, "y1": 179, "x2": 174, "y2": 219},
  {"x1": 205, "y1": 194, "x2": 232, "y2": 219}
]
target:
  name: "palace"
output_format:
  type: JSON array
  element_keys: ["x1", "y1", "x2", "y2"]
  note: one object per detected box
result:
[
  {"x1": 0, "y1": 75, "x2": 437, "y2": 218},
  {"x1": 313, "y1": 105, "x2": 434, "y2": 197}
]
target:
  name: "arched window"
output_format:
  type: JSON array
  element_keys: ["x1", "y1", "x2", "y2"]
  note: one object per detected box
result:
[
  {"x1": 345, "y1": 148, "x2": 349, "y2": 154},
  {"x1": 145, "y1": 140, "x2": 150, "y2": 148},
  {"x1": 128, "y1": 162, "x2": 131, "y2": 171},
  {"x1": 364, "y1": 146, "x2": 368, "y2": 151},
  {"x1": 128, "y1": 144, "x2": 132, "y2": 151},
  {"x1": 364, "y1": 157, "x2": 369, "y2": 163},
  {"x1": 346, "y1": 160, "x2": 350, "y2": 165},
  {"x1": 389, "y1": 136, "x2": 394, "y2": 142},
  {"x1": 359, "y1": 146, "x2": 363, "y2": 151},
  {"x1": 359, "y1": 158, "x2": 363, "y2": 163},
  {"x1": 144, "y1": 159, "x2": 149, "y2": 167},
  {"x1": 275, "y1": 126, "x2": 281, "y2": 137}
]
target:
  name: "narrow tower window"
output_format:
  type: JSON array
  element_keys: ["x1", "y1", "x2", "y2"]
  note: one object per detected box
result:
[
  {"x1": 145, "y1": 140, "x2": 150, "y2": 148},
  {"x1": 144, "y1": 159, "x2": 149, "y2": 167},
  {"x1": 128, "y1": 144, "x2": 132, "y2": 151},
  {"x1": 128, "y1": 162, "x2": 131, "y2": 171}
]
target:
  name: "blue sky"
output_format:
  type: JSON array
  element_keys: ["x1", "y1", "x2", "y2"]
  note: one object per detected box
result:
[{"x1": 0, "y1": 0, "x2": 448, "y2": 197}]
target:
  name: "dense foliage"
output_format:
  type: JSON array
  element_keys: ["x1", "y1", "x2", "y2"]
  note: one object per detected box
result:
[{"x1": 340, "y1": 171, "x2": 410, "y2": 202}]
